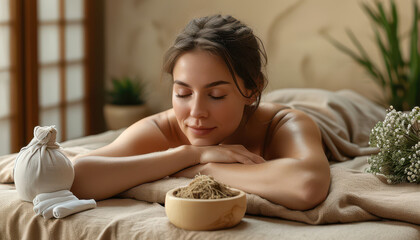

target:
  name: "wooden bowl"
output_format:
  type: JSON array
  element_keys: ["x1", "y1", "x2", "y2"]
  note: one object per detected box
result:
[{"x1": 165, "y1": 187, "x2": 247, "y2": 231}]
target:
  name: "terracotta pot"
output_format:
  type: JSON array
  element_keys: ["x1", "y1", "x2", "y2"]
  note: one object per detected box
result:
[
  {"x1": 103, "y1": 104, "x2": 149, "y2": 130},
  {"x1": 165, "y1": 187, "x2": 247, "y2": 231}
]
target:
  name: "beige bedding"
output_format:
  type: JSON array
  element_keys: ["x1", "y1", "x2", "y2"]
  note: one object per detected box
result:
[
  {"x1": 118, "y1": 156, "x2": 420, "y2": 225},
  {"x1": 0, "y1": 182, "x2": 419, "y2": 240},
  {"x1": 1, "y1": 89, "x2": 420, "y2": 239}
]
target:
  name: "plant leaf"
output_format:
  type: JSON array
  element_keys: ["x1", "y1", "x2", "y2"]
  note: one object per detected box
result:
[
  {"x1": 346, "y1": 29, "x2": 387, "y2": 87},
  {"x1": 374, "y1": 28, "x2": 394, "y2": 89},
  {"x1": 408, "y1": 0, "x2": 420, "y2": 107},
  {"x1": 108, "y1": 77, "x2": 144, "y2": 105},
  {"x1": 378, "y1": 1, "x2": 404, "y2": 73},
  {"x1": 361, "y1": 2, "x2": 381, "y2": 24}
]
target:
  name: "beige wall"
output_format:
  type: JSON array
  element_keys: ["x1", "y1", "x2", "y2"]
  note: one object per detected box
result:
[{"x1": 106, "y1": 0, "x2": 418, "y2": 112}]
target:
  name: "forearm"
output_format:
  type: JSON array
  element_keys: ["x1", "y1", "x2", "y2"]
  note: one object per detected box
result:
[
  {"x1": 71, "y1": 146, "x2": 197, "y2": 200},
  {"x1": 199, "y1": 159, "x2": 330, "y2": 210}
]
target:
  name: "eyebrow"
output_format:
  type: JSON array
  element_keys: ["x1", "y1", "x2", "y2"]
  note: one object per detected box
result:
[{"x1": 173, "y1": 80, "x2": 231, "y2": 88}]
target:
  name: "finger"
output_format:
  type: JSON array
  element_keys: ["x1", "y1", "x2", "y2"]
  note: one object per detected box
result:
[
  {"x1": 226, "y1": 147, "x2": 264, "y2": 164},
  {"x1": 225, "y1": 151, "x2": 247, "y2": 164},
  {"x1": 222, "y1": 145, "x2": 265, "y2": 163},
  {"x1": 240, "y1": 153, "x2": 265, "y2": 164},
  {"x1": 229, "y1": 151, "x2": 258, "y2": 165},
  {"x1": 253, "y1": 155, "x2": 266, "y2": 164},
  {"x1": 246, "y1": 156, "x2": 264, "y2": 164},
  {"x1": 243, "y1": 159, "x2": 256, "y2": 165}
]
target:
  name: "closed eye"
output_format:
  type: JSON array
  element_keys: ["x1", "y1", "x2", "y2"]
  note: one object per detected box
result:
[
  {"x1": 210, "y1": 95, "x2": 227, "y2": 100},
  {"x1": 175, "y1": 94, "x2": 192, "y2": 98}
]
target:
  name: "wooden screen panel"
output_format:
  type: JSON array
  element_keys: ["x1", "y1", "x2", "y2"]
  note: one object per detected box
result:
[
  {"x1": 0, "y1": 71, "x2": 11, "y2": 155},
  {"x1": 23, "y1": 0, "x2": 40, "y2": 145},
  {"x1": 0, "y1": 0, "x2": 12, "y2": 155},
  {"x1": 0, "y1": 0, "x2": 102, "y2": 154},
  {"x1": 0, "y1": 0, "x2": 25, "y2": 154},
  {"x1": 9, "y1": 0, "x2": 24, "y2": 153},
  {"x1": 38, "y1": 0, "x2": 86, "y2": 142}
]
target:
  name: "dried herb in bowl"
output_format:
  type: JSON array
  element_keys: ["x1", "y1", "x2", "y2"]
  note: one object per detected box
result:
[{"x1": 174, "y1": 175, "x2": 239, "y2": 199}]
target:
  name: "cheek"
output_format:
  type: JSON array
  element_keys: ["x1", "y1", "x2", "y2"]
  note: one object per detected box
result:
[
  {"x1": 213, "y1": 101, "x2": 244, "y2": 127},
  {"x1": 172, "y1": 97, "x2": 187, "y2": 120}
]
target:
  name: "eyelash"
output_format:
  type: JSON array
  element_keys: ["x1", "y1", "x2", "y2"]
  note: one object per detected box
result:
[
  {"x1": 210, "y1": 95, "x2": 226, "y2": 100},
  {"x1": 175, "y1": 94, "x2": 191, "y2": 98},
  {"x1": 175, "y1": 94, "x2": 226, "y2": 100}
]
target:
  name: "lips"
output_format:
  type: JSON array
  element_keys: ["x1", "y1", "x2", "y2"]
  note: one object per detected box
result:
[{"x1": 188, "y1": 126, "x2": 216, "y2": 136}]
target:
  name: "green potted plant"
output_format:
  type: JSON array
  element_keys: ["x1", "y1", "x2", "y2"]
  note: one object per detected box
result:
[
  {"x1": 103, "y1": 76, "x2": 150, "y2": 130},
  {"x1": 326, "y1": 0, "x2": 419, "y2": 111}
]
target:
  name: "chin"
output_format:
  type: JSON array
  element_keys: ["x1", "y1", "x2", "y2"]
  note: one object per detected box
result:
[{"x1": 188, "y1": 138, "x2": 221, "y2": 146}]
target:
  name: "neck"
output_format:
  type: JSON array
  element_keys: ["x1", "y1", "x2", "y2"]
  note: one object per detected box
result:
[{"x1": 221, "y1": 113, "x2": 250, "y2": 145}]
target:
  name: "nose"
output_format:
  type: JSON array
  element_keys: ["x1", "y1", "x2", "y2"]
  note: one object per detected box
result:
[{"x1": 190, "y1": 95, "x2": 208, "y2": 118}]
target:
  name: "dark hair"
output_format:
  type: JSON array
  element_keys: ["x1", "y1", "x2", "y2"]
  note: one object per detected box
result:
[{"x1": 163, "y1": 14, "x2": 268, "y2": 116}]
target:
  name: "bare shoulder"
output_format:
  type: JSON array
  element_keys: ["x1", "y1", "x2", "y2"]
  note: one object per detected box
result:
[
  {"x1": 256, "y1": 102, "x2": 317, "y2": 128},
  {"x1": 257, "y1": 103, "x2": 324, "y2": 161},
  {"x1": 84, "y1": 109, "x2": 183, "y2": 157},
  {"x1": 253, "y1": 102, "x2": 312, "y2": 125}
]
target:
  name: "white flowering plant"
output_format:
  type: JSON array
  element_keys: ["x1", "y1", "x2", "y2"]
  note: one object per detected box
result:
[{"x1": 367, "y1": 106, "x2": 420, "y2": 184}]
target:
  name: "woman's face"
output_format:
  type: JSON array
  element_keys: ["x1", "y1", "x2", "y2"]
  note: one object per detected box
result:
[{"x1": 172, "y1": 50, "x2": 250, "y2": 146}]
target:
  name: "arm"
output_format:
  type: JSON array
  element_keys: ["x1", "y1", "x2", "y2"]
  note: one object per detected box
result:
[
  {"x1": 173, "y1": 110, "x2": 331, "y2": 210},
  {"x1": 71, "y1": 112, "x2": 191, "y2": 200},
  {"x1": 71, "y1": 111, "x2": 264, "y2": 200},
  {"x1": 178, "y1": 159, "x2": 328, "y2": 210},
  {"x1": 71, "y1": 146, "x2": 196, "y2": 200}
]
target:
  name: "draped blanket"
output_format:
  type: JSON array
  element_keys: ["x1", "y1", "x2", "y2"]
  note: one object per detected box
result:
[{"x1": 262, "y1": 88, "x2": 386, "y2": 161}]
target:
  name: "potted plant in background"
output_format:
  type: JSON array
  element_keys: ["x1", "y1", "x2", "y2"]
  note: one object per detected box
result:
[
  {"x1": 326, "y1": 0, "x2": 419, "y2": 111},
  {"x1": 103, "y1": 76, "x2": 150, "y2": 130}
]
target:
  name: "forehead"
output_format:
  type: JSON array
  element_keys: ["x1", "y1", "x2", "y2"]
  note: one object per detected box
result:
[{"x1": 173, "y1": 50, "x2": 234, "y2": 84}]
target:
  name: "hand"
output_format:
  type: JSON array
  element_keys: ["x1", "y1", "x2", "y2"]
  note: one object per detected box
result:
[{"x1": 190, "y1": 144, "x2": 265, "y2": 165}]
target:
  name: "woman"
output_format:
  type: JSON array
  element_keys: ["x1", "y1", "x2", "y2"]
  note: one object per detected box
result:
[{"x1": 71, "y1": 15, "x2": 330, "y2": 210}]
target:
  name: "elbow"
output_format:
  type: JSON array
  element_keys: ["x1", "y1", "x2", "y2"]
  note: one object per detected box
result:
[
  {"x1": 266, "y1": 169, "x2": 331, "y2": 211},
  {"x1": 295, "y1": 171, "x2": 331, "y2": 210}
]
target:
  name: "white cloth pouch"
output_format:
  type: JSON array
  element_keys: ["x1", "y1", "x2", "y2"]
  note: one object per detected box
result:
[{"x1": 13, "y1": 126, "x2": 74, "y2": 202}]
